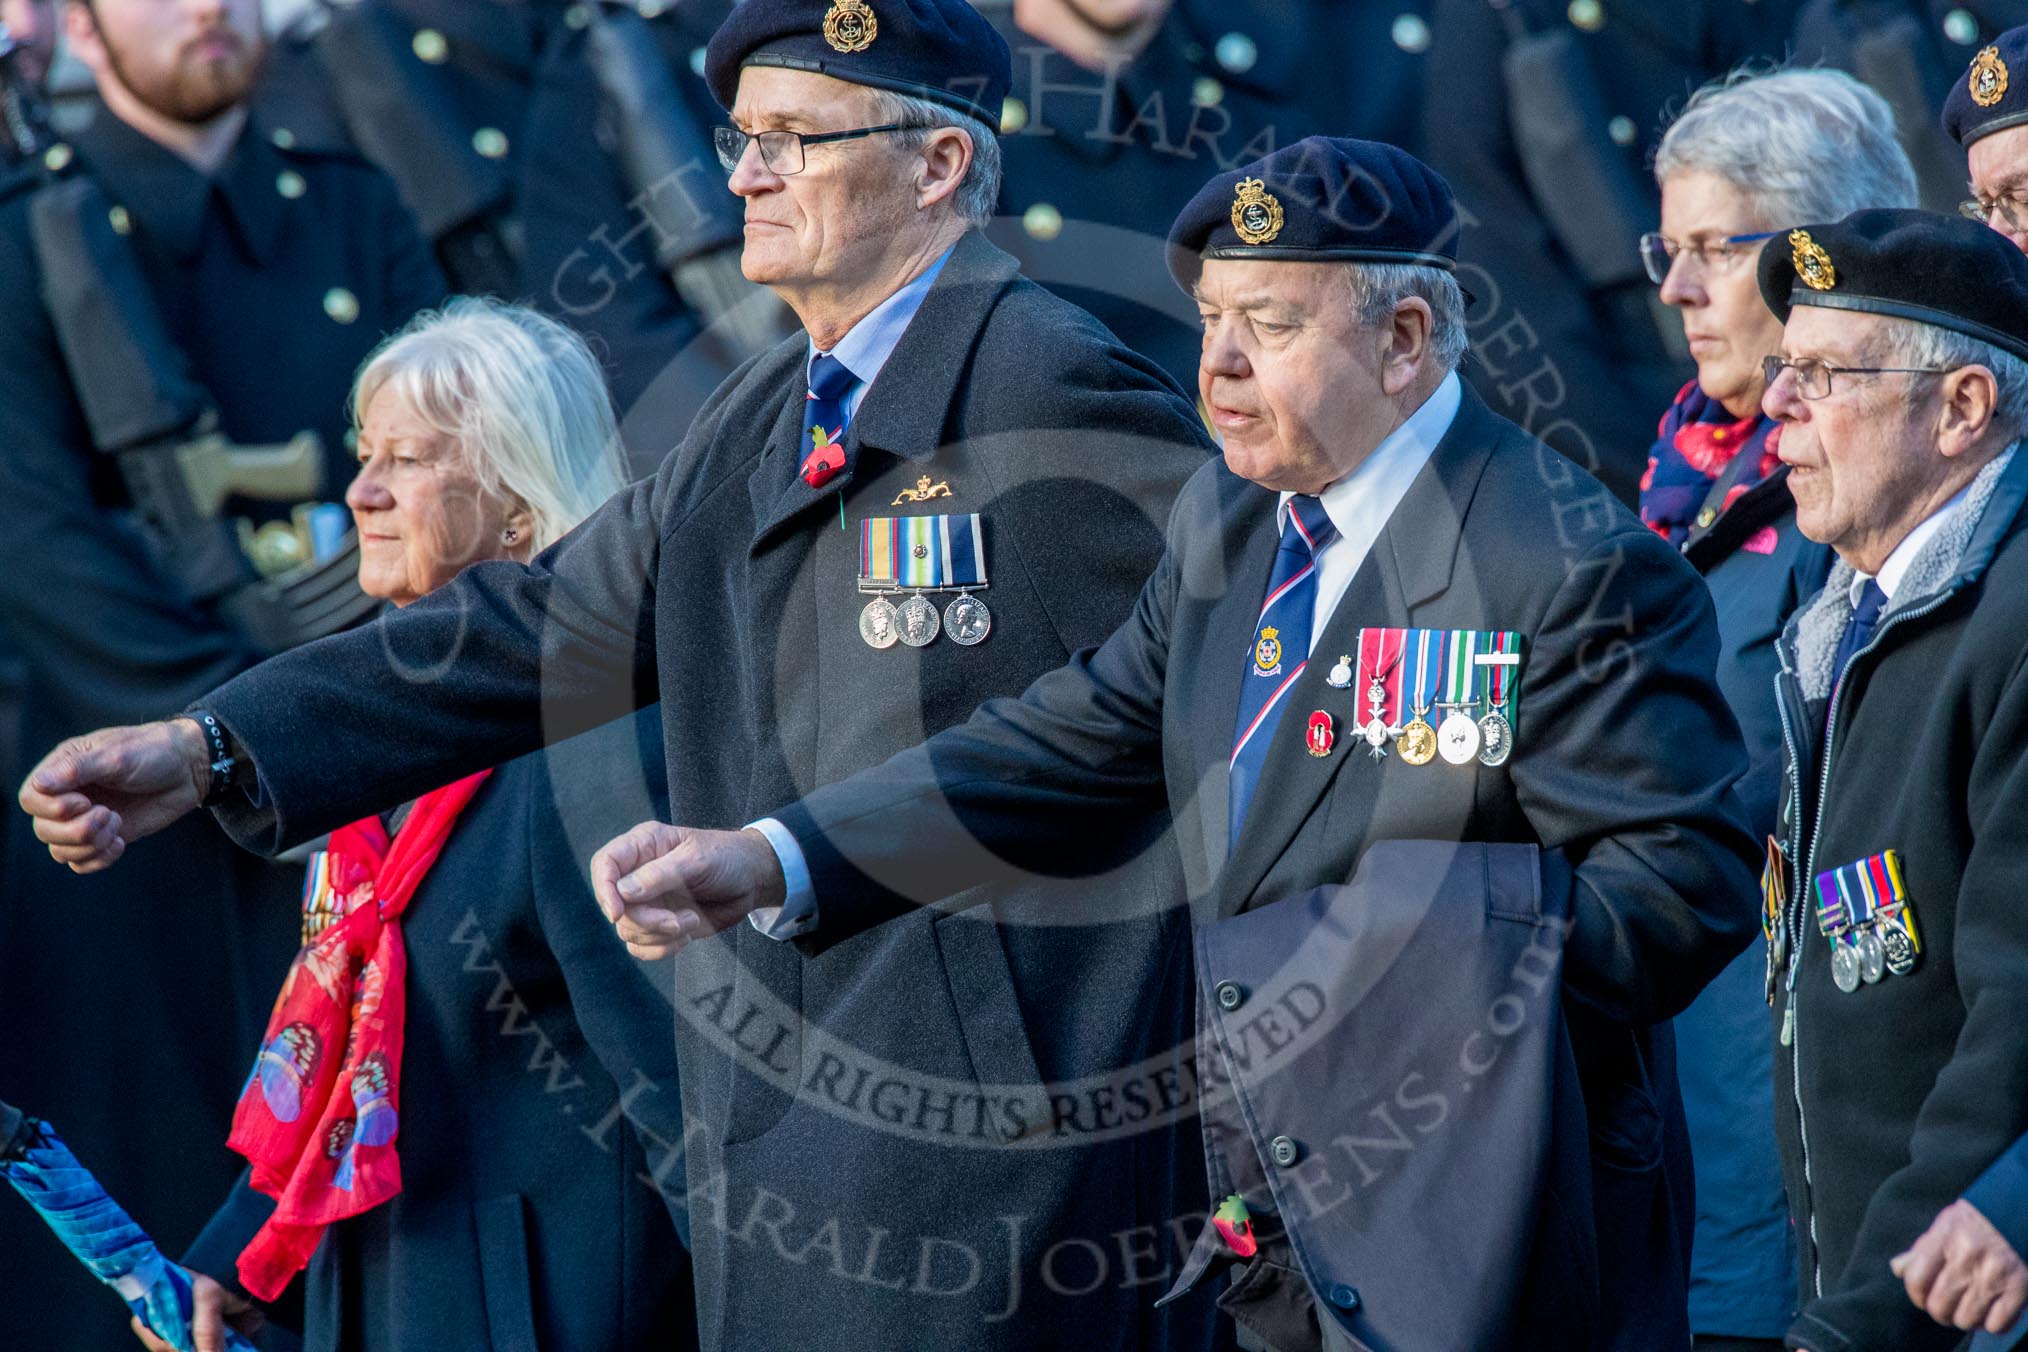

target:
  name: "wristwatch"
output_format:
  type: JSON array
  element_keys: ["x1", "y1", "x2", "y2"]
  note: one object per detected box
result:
[{"x1": 186, "y1": 710, "x2": 251, "y2": 808}]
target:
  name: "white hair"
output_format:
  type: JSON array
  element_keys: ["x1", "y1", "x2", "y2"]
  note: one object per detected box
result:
[
  {"x1": 351, "y1": 297, "x2": 628, "y2": 552},
  {"x1": 1655, "y1": 67, "x2": 1918, "y2": 222},
  {"x1": 1882, "y1": 318, "x2": 2028, "y2": 442},
  {"x1": 1343, "y1": 263, "x2": 1470, "y2": 373},
  {"x1": 864, "y1": 88, "x2": 1003, "y2": 228}
]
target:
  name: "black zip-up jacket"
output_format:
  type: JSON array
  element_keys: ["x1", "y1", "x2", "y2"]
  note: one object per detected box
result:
[{"x1": 1770, "y1": 446, "x2": 2028, "y2": 1352}]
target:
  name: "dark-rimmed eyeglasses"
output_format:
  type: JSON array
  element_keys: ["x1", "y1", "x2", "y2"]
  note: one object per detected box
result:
[
  {"x1": 1760, "y1": 355, "x2": 1955, "y2": 401},
  {"x1": 1958, "y1": 189, "x2": 2028, "y2": 231},
  {"x1": 713, "y1": 123, "x2": 911, "y2": 176},
  {"x1": 1639, "y1": 230, "x2": 1780, "y2": 285}
]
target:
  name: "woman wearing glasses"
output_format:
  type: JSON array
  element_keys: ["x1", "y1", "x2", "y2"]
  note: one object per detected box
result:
[{"x1": 1641, "y1": 68, "x2": 1916, "y2": 1352}]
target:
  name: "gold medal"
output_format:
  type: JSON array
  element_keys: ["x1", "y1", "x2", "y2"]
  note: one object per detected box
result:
[{"x1": 1397, "y1": 711, "x2": 1437, "y2": 765}]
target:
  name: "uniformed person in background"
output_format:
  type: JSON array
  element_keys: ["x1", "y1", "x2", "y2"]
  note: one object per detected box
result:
[
  {"x1": 1418, "y1": 0, "x2": 1799, "y2": 504},
  {"x1": 1944, "y1": 22, "x2": 2028, "y2": 251},
  {"x1": 0, "y1": 1, "x2": 441, "y2": 1346},
  {"x1": 0, "y1": 0, "x2": 56, "y2": 96},
  {"x1": 1756, "y1": 210, "x2": 2028, "y2": 1351},
  {"x1": 1792, "y1": 0, "x2": 2028, "y2": 210},
  {"x1": 981, "y1": 0, "x2": 1427, "y2": 396},
  {"x1": 18, "y1": 0, "x2": 1227, "y2": 1346}
]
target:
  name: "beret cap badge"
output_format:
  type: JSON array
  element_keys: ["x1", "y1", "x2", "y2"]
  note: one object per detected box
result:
[
  {"x1": 1972, "y1": 46, "x2": 2010, "y2": 109},
  {"x1": 1230, "y1": 177, "x2": 1284, "y2": 246},
  {"x1": 823, "y1": 0, "x2": 878, "y2": 54},
  {"x1": 1790, "y1": 230, "x2": 1837, "y2": 292}
]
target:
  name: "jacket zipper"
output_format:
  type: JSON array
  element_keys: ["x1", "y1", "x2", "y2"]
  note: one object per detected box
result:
[{"x1": 1775, "y1": 584, "x2": 1960, "y2": 1298}]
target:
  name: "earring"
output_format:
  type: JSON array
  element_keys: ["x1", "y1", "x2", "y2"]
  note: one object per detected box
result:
[{"x1": 502, "y1": 527, "x2": 520, "y2": 545}]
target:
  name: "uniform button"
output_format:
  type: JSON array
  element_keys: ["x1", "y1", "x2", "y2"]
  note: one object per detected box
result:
[
  {"x1": 412, "y1": 28, "x2": 449, "y2": 64},
  {"x1": 690, "y1": 46, "x2": 709, "y2": 76},
  {"x1": 564, "y1": 4, "x2": 591, "y2": 29},
  {"x1": 1191, "y1": 76, "x2": 1224, "y2": 108},
  {"x1": 1695, "y1": 506, "x2": 1717, "y2": 529},
  {"x1": 107, "y1": 205, "x2": 132, "y2": 236},
  {"x1": 1328, "y1": 1283, "x2": 1361, "y2": 1311},
  {"x1": 1000, "y1": 97, "x2": 1028, "y2": 135},
  {"x1": 1022, "y1": 202, "x2": 1063, "y2": 241},
  {"x1": 1567, "y1": 0, "x2": 1604, "y2": 31},
  {"x1": 1269, "y1": 1135, "x2": 1300, "y2": 1167},
  {"x1": 270, "y1": 127, "x2": 296, "y2": 149},
  {"x1": 1944, "y1": 8, "x2": 1979, "y2": 45},
  {"x1": 473, "y1": 127, "x2": 510, "y2": 159},
  {"x1": 276, "y1": 170, "x2": 307, "y2": 199},
  {"x1": 323, "y1": 287, "x2": 361, "y2": 324},
  {"x1": 1215, "y1": 32, "x2": 1258, "y2": 74},
  {"x1": 42, "y1": 142, "x2": 72, "y2": 172},
  {"x1": 1215, "y1": 981, "x2": 1245, "y2": 1012},
  {"x1": 1607, "y1": 115, "x2": 1637, "y2": 147},
  {"x1": 1391, "y1": 14, "x2": 1431, "y2": 53}
]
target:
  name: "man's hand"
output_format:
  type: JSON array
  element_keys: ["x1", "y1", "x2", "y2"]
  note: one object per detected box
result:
[
  {"x1": 128, "y1": 1269, "x2": 262, "y2": 1352},
  {"x1": 17, "y1": 719, "x2": 212, "y2": 873},
  {"x1": 1893, "y1": 1198, "x2": 2028, "y2": 1333},
  {"x1": 591, "y1": 822, "x2": 787, "y2": 959}
]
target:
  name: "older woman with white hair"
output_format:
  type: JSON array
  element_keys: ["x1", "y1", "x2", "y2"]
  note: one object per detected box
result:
[
  {"x1": 1641, "y1": 69, "x2": 1917, "y2": 1352},
  {"x1": 132, "y1": 299, "x2": 695, "y2": 1352}
]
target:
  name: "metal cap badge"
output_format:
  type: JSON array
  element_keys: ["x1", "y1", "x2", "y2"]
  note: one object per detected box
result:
[
  {"x1": 1789, "y1": 230, "x2": 1836, "y2": 292},
  {"x1": 1972, "y1": 45, "x2": 2010, "y2": 109},
  {"x1": 1230, "y1": 177, "x2": 1284, "y2": 246},
  {"x1": 824, "y1": 0, "x2": 877, "y2": 53}
]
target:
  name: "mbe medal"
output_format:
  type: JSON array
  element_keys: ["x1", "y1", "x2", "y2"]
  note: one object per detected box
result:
[
  {"x1": 1831, "y1": 941, "x2": 1861, "y2": 994},
  {"x1": 1438, "y1": 708, "x2": 1480, "y2": 764},
  {"x1": 1356, "y1": 628, "x2": 1407, "y2": 761},
  {"x1": 944, "y1": 593, "x2": 992, "y2": 646},
  {"x1": 1857, "y1": 927, "x2": 1886, "y2": 985},
  {"x1": 898, "y1": 593, "x2": 941, "y2": 647},
  {"x1": 1362, "y1": 716, "x2": 1392, "y2": 755},
  {"x1": 859, "y1": 597, "x2": 899, "y2": 649}
]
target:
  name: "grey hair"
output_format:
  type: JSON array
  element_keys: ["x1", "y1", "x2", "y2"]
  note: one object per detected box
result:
[
  {"x1": 1343, "y1": 263, "x2": 1470, "y2": 373},
  {"x1": 1655, "y1": 66, "x2": 1918, "y2": 222},
  {"x1": 863, "y1": 88, "x2": 1002, "y2": 227},
  {"x1": 351, "y1": 296, "x2": 629, "y2": 552},
  {"x1": 1881, "y1": 318, "x2": 2028, "y2": 442}
]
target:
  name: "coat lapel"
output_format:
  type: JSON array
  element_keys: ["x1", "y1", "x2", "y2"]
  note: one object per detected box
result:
[{"x1": 1213, "y1": 387, "x2": 1506, "y2": 911}]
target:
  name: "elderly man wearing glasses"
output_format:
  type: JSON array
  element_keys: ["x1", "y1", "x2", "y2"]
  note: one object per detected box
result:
[
  {"x1": 1946, "y1": 25, "x2": 2028, "y2": 255},
  {"x1": 1640, "y1": 68, "x2": 1916, "y2": 1352},
  {"x1": 16, "y1": 0, "x2": 1222, "y2": 1348},
  {"x1": 1754, "y1": 208, "x2": 2028, "y2": 1352}
]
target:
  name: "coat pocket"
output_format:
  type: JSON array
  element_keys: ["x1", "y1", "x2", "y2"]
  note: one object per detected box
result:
[
  {"x1": 474, "y1": 1193, "x2": 542, "y2": 1352},
  {"x1": 931, "y1": 901, "x2": 1045, "y2": 1095}
]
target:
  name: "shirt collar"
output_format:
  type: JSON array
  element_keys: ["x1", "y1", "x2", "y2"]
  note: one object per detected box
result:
[
  {"x1": 1278, "y1": 370, "x2": 1463, "y2": 536},
  {"x1": 1855, "y1": 448, "x2": 2017, "y2": 604},
  {"x1": 74, "y1": 106, "x2": 287, "y2": 265},
  {"x1": 805, "y1": 243, "x2": 956, "y2": 390}
]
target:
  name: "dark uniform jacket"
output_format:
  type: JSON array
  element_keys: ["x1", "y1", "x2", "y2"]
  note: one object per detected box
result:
[
  {"x1": 199, "y1": 230, "x2": 1221, "y2": 1351},
  {"x1": 0, "y1": 108, "x2": 441, "y2": 1351},
  {"x1": 1672, "y1": 468, "x2": 1830, "y2": 1336},
  {"x1": 184, "y1": 710, "x2": 695, "y2": 1352},
  {"x1": 1772, "y1": 447, "x2": 2028, "y2": 1352},
  {"x1": 767, "y1": 386, "x2": 1763, "y2": 1350}
]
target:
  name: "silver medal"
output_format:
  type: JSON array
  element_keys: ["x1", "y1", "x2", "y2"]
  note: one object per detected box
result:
[
  {"x1": 1476, "y1": 710, "x2": 1513, "y2": 767},
  {"x1": 1437, "y1": 709, "x2": 1480, "y2": 765},
  {"x1": 897, "y1": 593, "x2": 941, "y2": 647},
  {"x1": 944, "y1": 593, "x2": 992, "y2": 646},
  {"x1": 1831, "y1": 942, "x2": 1861, "y2": 994},
  {"x1": 1883, "y1": 926, "x2": 1918, "y2": 976},
  {"x1": 859, "y1": 597, "x2": 899, "y2": 649},
  {"x1": 1857, "y1": 928, "x2": 1887, "y2": 985}
]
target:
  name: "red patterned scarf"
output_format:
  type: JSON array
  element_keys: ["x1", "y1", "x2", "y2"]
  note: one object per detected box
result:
[{"x1": 226, "y1": 771, "x2": 491, "y2": 1301}]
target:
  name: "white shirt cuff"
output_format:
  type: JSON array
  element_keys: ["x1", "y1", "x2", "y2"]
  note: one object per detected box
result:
[{"x1": 744, "y1": 817, "x2": 817, "y2": 940}]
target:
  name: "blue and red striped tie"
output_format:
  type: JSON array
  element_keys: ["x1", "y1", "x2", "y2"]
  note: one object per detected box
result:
[
  {"x1": 1230, "y1": 495, "x2": 1337, "y2": 845},
  {"x1": 801, "y1": 352, "x2": 858, "y2": 489}
]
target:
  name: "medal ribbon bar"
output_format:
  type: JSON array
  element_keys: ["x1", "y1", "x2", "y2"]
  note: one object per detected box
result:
[{"x1": 858, "y1": 513, "x2": 988, "y2": 592}]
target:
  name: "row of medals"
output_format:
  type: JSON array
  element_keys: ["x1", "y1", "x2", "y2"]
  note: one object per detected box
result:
[
  {"x1": 859, "y1": 590, "x2": 992, "y2": 650},
  {"x1": 1828, "y1": 917, "x2": 1916, "y2": 994},
  {"x1": 1342, "y1": 661, "x2": 1512, "y2": 768}
]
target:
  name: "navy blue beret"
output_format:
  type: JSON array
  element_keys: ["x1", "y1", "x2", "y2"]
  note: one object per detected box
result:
[
  {"x1": 1166, "y1": 136, "x2": 1461, "y2": 288},
  {"x1": 1756, "y1": 208, "x2": 2028, "y2": 363},
  {"x1": 1943, "y1": 26, "x2": 2028, "y2": 148},
  {"x1": 704, "y1": 0, "x2": 1010, "y2": 125}
]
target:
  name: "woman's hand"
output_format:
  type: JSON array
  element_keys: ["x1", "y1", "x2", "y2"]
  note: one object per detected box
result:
[
  {"x1": 17, "y1": 718, "x2": 212, "y2": 872},
  {"x1": 128, "y1": 1269, "x2": 262, "y2": 1352}
]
